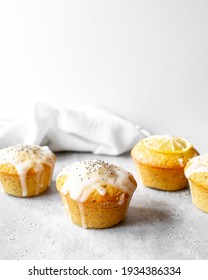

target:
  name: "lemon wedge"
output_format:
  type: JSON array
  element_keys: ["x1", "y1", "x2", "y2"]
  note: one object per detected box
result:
[{"x1": 143, "y1": 135, "x2": 192, "y2": 154}]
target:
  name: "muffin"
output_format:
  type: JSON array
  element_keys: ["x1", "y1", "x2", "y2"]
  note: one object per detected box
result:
[
  {"x1": 131, "y1": 135, "x2": 198, "y2": 191},
  {"x1": 185, "y1": 154, "x2": 208, "y2": 213},
  {"x1": 56, "y1": 159, "x2": 137, "y2": 229},
  {"x1": 0, "y1": 144, "x2": 56, "y2": 197}
]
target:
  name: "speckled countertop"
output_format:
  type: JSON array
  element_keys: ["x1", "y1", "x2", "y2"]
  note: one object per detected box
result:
[{"x1": 0, "y1": 136, "x2": 208, "y2": 260}]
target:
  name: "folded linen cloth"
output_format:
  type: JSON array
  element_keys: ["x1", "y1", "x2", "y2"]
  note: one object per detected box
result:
[{"x1": 0, "y1": 102, "x2": 150, "y2": 155}]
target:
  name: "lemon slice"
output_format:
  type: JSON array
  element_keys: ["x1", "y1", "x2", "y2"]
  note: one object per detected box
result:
[{"x1": 143, "y1": 135, "x2": 192, "y2": 154}]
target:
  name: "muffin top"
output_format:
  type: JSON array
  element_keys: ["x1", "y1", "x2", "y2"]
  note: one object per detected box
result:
[
  {"x1": 185, "y1": 154, "x2": 208, "y2": 186},
  {"x1": 0, "y1": 144, "x2": 56, "y2": 174},
  {"x1": 56, "y1": 159, "x2": 137, "y2": 203},
  {"x1": 0, "y1": 144, "x2": 55, "y2": 164},
  {"x1": 131, "y1": 135, "x2": 198, "y2": 169}
]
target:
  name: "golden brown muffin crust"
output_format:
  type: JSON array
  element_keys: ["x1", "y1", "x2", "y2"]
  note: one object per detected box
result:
[
  {"x1": 56, "y1": 174, "x2": 136, "y2": 205},
  {"x1": 131, "y1": 140, "x2": 198, "y2": 169}
]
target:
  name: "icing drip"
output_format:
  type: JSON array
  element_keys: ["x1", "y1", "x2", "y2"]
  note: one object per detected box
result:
[
  {"x1": 58, "y1": 159, "x2": 136, "y2": 202},
  {"x1": 77, "y1": 203, "x2": 87, "y2": 228},
  {"x1": 118, "y1": 193, "x2": 125, "y2": 205},
  {"x1": 185, "y1": 154, "x2": 208, "y2": 179},
  {"x1": 0, "y1": 144, "x2": 55, "y2": 196},
  {"x1": 177, "y1": 158, "x2": 184, "y2": 167},
  {"x1": 0, "y1": 180, "x2": 5, "y2": 193},
  {"x1": 60, "y1": 193, "x2": 72, "y2": 222}
]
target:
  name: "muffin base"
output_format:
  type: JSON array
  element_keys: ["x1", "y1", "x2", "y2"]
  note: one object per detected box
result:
[
  {"x1": 0, "y1": 164, "x2": 52, "y2": 197},
  {"x1": 135, "y1": 162, "x2": 188, "y2": 191},
  {"x1": 60, "y1": 193, "x2": 131, "y2": 229},
  {"x1": 189, "y1": 180, "x2": 208, "y2": 213}
]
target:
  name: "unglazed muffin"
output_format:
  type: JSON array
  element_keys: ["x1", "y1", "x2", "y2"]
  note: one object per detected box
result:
[
  {"x1": 0, "y1": 144, "x2": 56, "y2": 197},
  {"x1": 185, "y1": 154, "x2": 208, "y2": 213},
  {"x1": 131, "y1": 135, "x2": 198, "y2": 191},
  {"x1": 56, "y1": 159, "x2": 137, "y2": 229}
]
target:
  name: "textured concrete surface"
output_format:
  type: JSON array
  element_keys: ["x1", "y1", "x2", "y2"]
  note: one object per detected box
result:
[{"x1": 0, "y1": 136, "x2": 208, "y2": 260}]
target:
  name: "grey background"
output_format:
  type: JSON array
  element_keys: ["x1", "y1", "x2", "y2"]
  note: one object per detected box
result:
[{"x1": 0, "y1": 136, "x2": 208, "y2": 260}]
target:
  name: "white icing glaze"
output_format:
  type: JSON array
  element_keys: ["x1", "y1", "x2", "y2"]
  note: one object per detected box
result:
[
  {"x1": 58, "y1": 159, "x2": 136, "y2": 202},
  {"x1": 0, "y1": 144, "x2": 55, "y2": 196},
  {"x1": 185, "y1": 154, "x2": 208, "y2": 179},
  {"x1": 0, "y1": 180, "x2": 5, "y2": 193},
  {"x1": 60, "y1": 193, "x2": 72, "y2": 221},
  {"x1": 61, "y1": 193, "x2": 87, "y2": 227},
  {"x1": 177, "y1": 158, "x2": 184, "y2": 167},
  {"x1": 77, "y1": 203, "x2": 87, "y2": 228},
  {"x1": 34, "y1": 164, "x2": 43, "y2": 195},
  {"x1": 118, "y1": 193, "x2": 125, "y2": 205}
]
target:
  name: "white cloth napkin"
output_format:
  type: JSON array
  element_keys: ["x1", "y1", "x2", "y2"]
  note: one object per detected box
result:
[{"x1": 0, "y1": 102, "x2": 150, "y2": 155}]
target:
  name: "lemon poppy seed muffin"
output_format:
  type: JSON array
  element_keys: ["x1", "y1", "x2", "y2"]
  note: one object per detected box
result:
[
  {"x1": 0, "y1": 144, "x2": 56, "y2": 197},
  {"x1": 185, "y1": 154, "x2": 208, "y2": 213},
  {"x1": 131, "y1": 135, "x2": 198, "y2": 191},
  {"x1": 56, "y1": 159, "x2": 137, "y2": 229}
]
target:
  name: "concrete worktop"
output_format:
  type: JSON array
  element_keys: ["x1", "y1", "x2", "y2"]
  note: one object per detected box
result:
[{"x1": 0, "y1": 136, "x2": 208, "y2": 260}]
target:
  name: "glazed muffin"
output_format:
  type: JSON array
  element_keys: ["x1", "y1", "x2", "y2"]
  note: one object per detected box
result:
[
  {"x1": 131, "y1": 135, "x2": 198, "y2": 191},
  {"x1": 0, "y1": 144, "x2": 56, "y2": 197},
  {"x1": 185, "y1": 154, "x2": 208, "y2": 213},
  {"x1": 56, "y1": 159, "x2": 137, "y2": 229}
]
